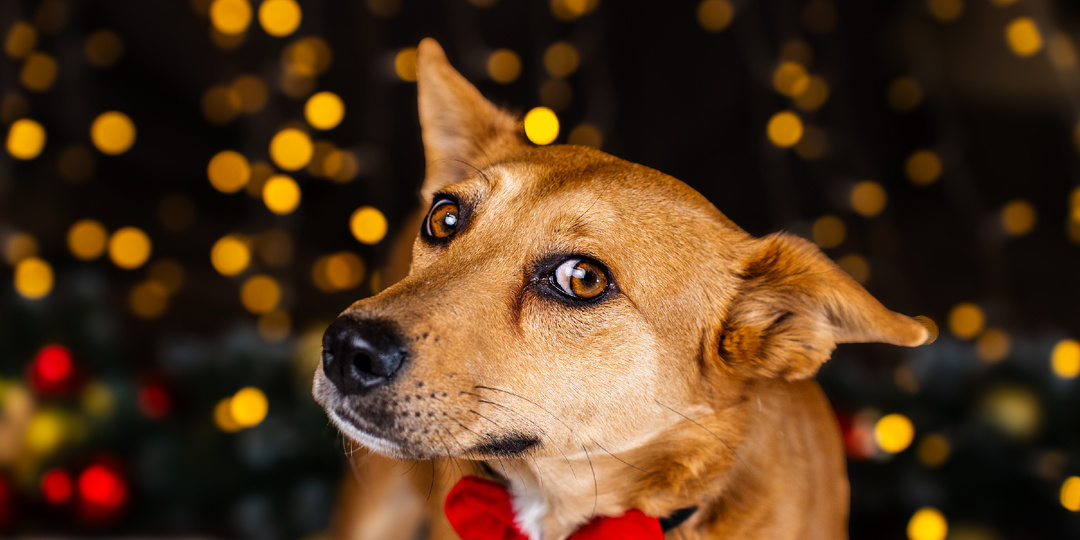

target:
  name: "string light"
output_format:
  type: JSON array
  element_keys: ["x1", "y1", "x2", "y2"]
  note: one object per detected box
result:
[
  {"x1": 394, "y1": 47, "x2": 418, "y2": 82},
  {"x1": 766, "y1": 111, "x2": 803, "y2": 148},
  {"x1": 262, "y1": 175, "x2": 301, "y2": 215},
  {"x1": 1051, "y1": 339, "x2": 1080, "y2": 379},
  {"x1": 209, "y1": 0, "x2": 252, "y2": 35},
  {"x1": 6, "y1": 118, "x2": 46, "y2": 159},
  {"x1": 905, "y1": 150, "x2": 943, "y2": 186},
  {"x1": 550, "y1": 0, "x2": 598, "y2": 21},
  {"x1": 258, "y1": 0, "x2": 301, "y2": 37},
  {"x1": 33, "y1": 345, "x2": 74, "y2": 391},
  {"x1": 81, "y1": 382, "x2": 116, "y2": 419},
  {"x1": 4, "y1": 21, "x2": 36, "y2": 59},
  {"x1": 269, "y1": 128, "x2": 313, "y2": 170},
  {"x1": 795, "y1": 126, "x2": 828, "y2": 160},
  {"x1": 90, "y1": 111, "x2": 136, "y2": 155},
  {"x1": 20, "y1": 52, "x2": 58, "y2": 92},
  {"x1": 325, "y1": 252, "x2": 365, "y2": 290},
  {"x1": 907, "y1": 507, "x2": 947, "y2": 540},
  {"x1": 874, "y1": 413, "x2": 915, "y2": 453},
  {"x1": 207, "y1": 150, "x2": 251, "y2": 193},
  {"x1": 525, "y1": 107, "x2": 560, "y2": 145},
  {"x1": 108, "y1": 227, "x2": 152, "y2": 269},
  {"x1": 14, "y1": 257, "x2": 53, "y2": 299},
  {"x1": 304, "y1": 91, "x2": 345, "y2": 130},
  {"x1": 487, "y1": 49, "x2": 522, "y2": 83},
  {"x1": 1006, "y1": 17, "x2": 1043, "y2": 57},
  {"x1": 323, "y1": 149, "x2": 360, "y2": 183},
  {"x1": 948, "y1": 302, "x2": 984, "y2": 340},
  {"x1": 214, "y1": 398, "x2": 242, "y2": 432},
  {"x1": 67, "y1": 220, "x2": 108, "y2": 261},
  {"x1": 697, "y1": 0, "x2": 734, "y2": 32},
  {"x1": 240, "y1": 274, "x2": 281, "y2": 314},
  {"x1": 282, "y1": 37, "x2": 332, "y2": 77},
  {"x1": 230, "y1": 387, "x2": 269, "y2": 427},
  {"x1": 1001, "y1": 199, "x2": 1036, "y2": 236},
  {"x1": 850, "y1": 181, "x2": 887, "y2": 217},
  {"x1": 350, "y1": 206, "x2": 388, "y2": 244},
  {"x1": 1061, "y1": 476, "x2": 1080, "y2": 512},
  {"x1": 211, "y1": 235, "x2": 251, "y2": 277},
  {"x1": 137, "y1": 383, "x2": 170, "y2": 419},
  {"x1": 772, "y1": 62, "x2": 810, "y2": 98}
]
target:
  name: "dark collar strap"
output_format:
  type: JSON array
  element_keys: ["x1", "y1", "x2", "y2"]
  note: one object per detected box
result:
[{"x1": 659, "y1": 506, "x2": 698, "y2": 532}]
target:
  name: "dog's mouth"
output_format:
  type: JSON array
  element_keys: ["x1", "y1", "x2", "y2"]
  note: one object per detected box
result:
[{"x1": 468, "y1": 433, "x2": 542, "y2": 458}]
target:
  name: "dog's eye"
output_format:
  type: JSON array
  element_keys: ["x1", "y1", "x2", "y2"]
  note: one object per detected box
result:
[
  {"x1": 551, "y1": 259, "x2": 608, "y2": 300},
  {"x1": 425, "y1": 198, "x2": 460, "y2": 239}
]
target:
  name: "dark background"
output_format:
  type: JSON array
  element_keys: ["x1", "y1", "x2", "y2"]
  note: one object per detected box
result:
[{"x1": 2, "y1": 0, "x2": 1079, "y2": 538}]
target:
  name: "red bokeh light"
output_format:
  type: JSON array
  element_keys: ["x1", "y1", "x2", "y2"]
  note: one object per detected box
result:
[
  {"x1": 77, "y1": 464, "x2": 127, "y2": 510},
  {"x1": 30, "y1": 344, "x2": 75, "y2": 394},
  {"x1": 41, "y1": 469, "x2": 74, "y2": 505},
  {"x1": 137, "y1": 384, "x2": 170, "y2": 419}
]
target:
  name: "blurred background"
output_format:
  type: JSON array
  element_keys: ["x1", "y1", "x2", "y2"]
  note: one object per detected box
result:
[{"x1": 1, "y1": 0, "x2": 1079, "y2": 538}]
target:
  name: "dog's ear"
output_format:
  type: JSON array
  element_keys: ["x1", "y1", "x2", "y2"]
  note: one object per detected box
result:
[
  {"x1": 415, "y1": 38, "x2": 522, "y2": 200},
  {"x1": 718, "y1": 232, "x2": 928, "y2": 381}
]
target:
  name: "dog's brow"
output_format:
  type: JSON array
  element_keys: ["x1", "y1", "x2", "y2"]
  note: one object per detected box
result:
[{"x1": 446, "y1": 158, "x2": 492, "y2": 186}]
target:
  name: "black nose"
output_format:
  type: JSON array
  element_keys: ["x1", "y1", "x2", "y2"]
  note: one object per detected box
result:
[{"x1": 322, "y1": 317, "x2": 408, "y2": 395}]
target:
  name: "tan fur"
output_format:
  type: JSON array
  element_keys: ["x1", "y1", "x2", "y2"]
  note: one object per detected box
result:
[{"x1": 316, "y1": 38, "x2": 928, "y2": 540}]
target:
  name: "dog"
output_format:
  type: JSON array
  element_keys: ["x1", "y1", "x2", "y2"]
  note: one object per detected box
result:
[{"x1": 313, "y1": 38, "x2": 929, "y2": 540}]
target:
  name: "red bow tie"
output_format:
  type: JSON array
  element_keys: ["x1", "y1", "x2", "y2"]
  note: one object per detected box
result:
[{"x1": 445, "y1": 475, "x2": 664, "y2": 540}]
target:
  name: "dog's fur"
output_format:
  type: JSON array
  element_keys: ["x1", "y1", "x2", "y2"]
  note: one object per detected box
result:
[{"x1": 314, "y1": 39, "x2": 928, "y2": 540}]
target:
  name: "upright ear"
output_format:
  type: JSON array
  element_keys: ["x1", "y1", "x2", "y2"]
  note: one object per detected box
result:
[
  {"x1": 718, "y1": 232, "x2": 929, "y2": 381},
  {"x1": 415, "y1": 38, "x2": 523, "y2": 200}
]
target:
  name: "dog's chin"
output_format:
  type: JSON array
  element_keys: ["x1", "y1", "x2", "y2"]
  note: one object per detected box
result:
[{"x1": 326, "y1": 408, "x2": 431, "y2": 460}]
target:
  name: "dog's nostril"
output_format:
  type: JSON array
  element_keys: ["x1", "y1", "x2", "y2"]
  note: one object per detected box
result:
[
  {"x1": 322, "y1": 316, "x2": 409, "y2": 395},
  {"x1": 352, "y1": 350, "x2": 375, "y2": 377}
]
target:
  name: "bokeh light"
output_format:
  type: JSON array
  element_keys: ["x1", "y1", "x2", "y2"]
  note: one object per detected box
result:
[
  {"x1": 258, "y1": 0, "x2": 301, "y2": 37},
  {"x1": 78, "y1": 464, "x2": 127, "y2": 509},
  {"x1": 543, "y1": 42, "x2": 580, "y2": 78},
  {"x1": 6, "y1": 118, "x2": 46, "y2": 160},
  {"x1": 210, "y1": 0, "x2": 252, "y2": 35},
  {"x1": 812, "y1": 215, "x2": 845, "y2": 248},
  {"x1": 257, "y1": 309, "x2": 291, "y2": 342},
  {"x1": 766, "y1": 111, "x2": 803, "y2": 148},
  {"x1": 33, "y1": 344, "x2": 74, "y2": 390},
  {"x1": 67, "y1": 220, "x2": 107, "y2": 261},
  {"x1": 1006, "y1": 17, "x2": 1043, "y2": 57},
  {"x1": 4, "y1": 21, "x2": 37, "y2": 59},
  {"x1": 240, "y1": 274, "x2": 281, "y2": 314},
  {"x1": 980, "y1": 386, "x2": 1040, "y2": 439},
  {"x1": 4, "y1": 231, "x2": 38, "y2": 264},
  {"x1": 129, "y1": 280, "x2": 169, "y2": 319},
  {"x1": 304, "y1": 91, "x2": 345, "y2": 130},
  {"x1": 697, "y1": 0, "x2": 734, "y2": 32},
  {"x1": 874, "y1": 413, "x2": 915, "y2": 453},
  {"x1": 948, "y1": 302, "x2": 984, "y2": 340},
  {"x1": 148, "y1": 259, "x2": 186, "y2": 294},
  {"x1": 917, "y1": 434, "x2": 951, "y2": 468},
  {"x1": 349, "y1": 206, "x2": 388, "y2": 245},
  {"x1": 14, "y1": 257, "x2": 53, "y2": 299},
  {"x1": 1051, "y1": 339, "x2": 1080, "y2": 379},
  {"x1": 1001, "y1": 199, "x2": 1036, "y2": 236},
  {"x1": 487, "y1": 49, "x2": 522, "y2": 83},
  {"x1": 90, "y1": 111, "x2": 136, "y2": 155},
  {"x1": 928, "y1": 0, "x2": 963, "y2": 23},
  {"x1": 394, "y1": 47, "x2": 418, "y2": 82},
  {"x1": 1061, "y1": 476, "x2": 1080, "y2": 512},
  {"x1": 269, "y1": 128, "x2": 313, "y2": 170},
  {"x1": 975, "y1": 328, "x2": 1011, "y2": 363},
  {"x1": 773, "y1": 62, "x2": 810, "y2": 98},
  {"x1": 907, "y1": 507, "x2": 947, "y2": 540},
  {"x1": 108, "y1": 227, "x2": 152, "y2": 269},
  {"x1": 85, "y1": 30, "x2": 124, "y2": 68},
  {"x1": 230, "y1": 387, "x2": 268, "y2": 427},
  {"x1": 231, "y1": 74, "x2": 268, "y2": 114},
  {"x1": 794, "y1": 75, "x2": 829, "y2": 111},
  {"x1": 214, "y1": 397, "x2": 242, "y2": 432},
  {"x1": 850, "y1": 181, "x2": 887, "y2": 217},
  {"x1": 888, "y1": 77, "x2": 923, "y2": 112},
  {"x1": 211, "y1": 234, "x2": 252, "y2": 276},
  {"x1": 262, "y1": 175, "x2": 301, "y2": 215},
  {"x1": 905, "y1": 150, "x2": 942, "y2": 186},
  {"x1": 41, "y1": 469, "x2": 74, "y2": 505},
  {"x1": 837, "y1": 254, "x2": 870, "y2": 284},
  {"x1": 207, "y1": 150, "x2": 251, "y2": 193},
  {"x1": 26, "y1": 409, "x2": 66, "y2": 454},
  {"x1": 20, "y1": 52, "x2": 58, "y2": 92},
  {"x1": 524, "y1": 107, "x2": 560, "y2": 145},
  {"x1": 568, "y1": 124, "x2": 602, "y2": 148}
]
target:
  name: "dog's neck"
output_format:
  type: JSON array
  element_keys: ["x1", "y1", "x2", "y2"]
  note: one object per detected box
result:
[{"x1": 490, "y1": 379, "x2": 849, "y2": 540}]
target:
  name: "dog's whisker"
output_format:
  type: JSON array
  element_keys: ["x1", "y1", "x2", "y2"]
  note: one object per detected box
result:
[
  {"x1": 474, "y1": 385, "x2": 588, "y2": 446},
  {"x1": 472, "y1": 396, "x2": 577, "y2": 480},
  {"x1": 582, "y1": 443, "x2": 598, "y2": 520},
  {"x1": 654, "y1": 399, "x2": 745, "y2": 466},
  {"x1": 426, "y1": 459, "x2": 435, "y2": 502},
  {"x1": 592, "y1": 441, "x2": 663, "y2": 479}
]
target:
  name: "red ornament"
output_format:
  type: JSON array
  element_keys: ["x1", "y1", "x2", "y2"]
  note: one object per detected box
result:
[
  {"x1": 41, "y1": 469, "x2": 74, "y2": 505},
  {"x1": 78, "y1": 464, "x2": 127, "y2": 509}
]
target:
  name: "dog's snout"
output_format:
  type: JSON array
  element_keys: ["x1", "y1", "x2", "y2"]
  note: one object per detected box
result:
[{"x1": 322, "y1": 317, "x2": 408, "y2": 395}]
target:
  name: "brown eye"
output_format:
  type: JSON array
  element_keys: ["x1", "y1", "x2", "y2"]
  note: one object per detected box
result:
[
  {"x1": 425, "y1": 199, "x2": 460, "y2": 239},
  {"x1": 553, "y1": 258, "x2": 609, "y2": 300}
]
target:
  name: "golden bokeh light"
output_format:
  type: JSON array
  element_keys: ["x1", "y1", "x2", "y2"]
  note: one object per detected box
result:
[
  {"x1": 812, "y1": 215, "x2": 845, "y2": 248},
  {"x1": 326, "y1": 252, "x2": 365, "y2": 290},
  {"x1": 240, "y1": 274, "x2": 281, "y2": 314},
  {"x1": 34, "y1": 0, "x2": 69, "y2": 35},
  {"x1": 948, "y1": 302, "x2": 984, "y2": 340},
  {"x1": 247, "y1": 161, "x2": 275, "y2": 197},
  {"x1": 367, "y1": 0, "x2": 402, "y2": 19},
  {"x1": 1061, "y1": 476, "x2": 1080, "y2": 512},
  {"x1": 85, "y1": 30, "x2": 124, "y2": 68},
  {"x1": 26, "y1": 410, "x2": 65, "y2": 454},
  {"x1": 524, "y1": 107, "x2": 560, "y2": 145},
  {"x1": 231, "y1": 74, "x2": 268, "y2": 114},
  {"x1": 917, "y1": 434, "x2": 950, "y2": 468},
  {"x1": 1, "y1": 92, "x2": 29, "y2": 124},
  {"x1": 837, "y1": 254, "x2": 870, "y2": 284},
  {"x1": 213, "y1": 397, "x2": 242, "y2": 432},
  {"x1": 230, "y1": 387, "x2": 269, "y2": 427},
  {"x1": 4, "y1": 232, "x2": 38, "y2": 265},
  {"x1": 6, "y1": 118, "x2": 46, "y2": 160},
  {"x1": 14, "y1": 257, "x2": 53, "y2": 300},
  {"x1": 20, "y1": 52, "x2": 58, "y2": 92},
  {"x1": 794, "y1": 75, "x2": 829, "y2": 111},
  {"x1": 210, "y1": 27, "x2": 246, "y2": 50},
  {"x1": 907, "y1": 507, "x2": 947, "y2": 540},
  {"x1": 323, "y1": 149, "x2": 360, "y2": 183},
  {"x1": 874, "y1": 413, "x2": 915, "y2": 453},
  {"x1": 262, "y1": 175, "x2": 301, "y2": 215},
  {"x1": 795, "y1": 125, "x2": 828, "y2": 160},
  {"x1": 210, "y1": 234, "x2": 252, "y2": 276},
  {"x1": 201, "y1": 84, "x2": 241, "y2": 125},
  {"x1": 282, "y1": 36, "x2": 332, "y2": 77},
  {"x1": 394, "y1": 47, "x2": 418, "y2": 82},
  {"x1": 57, "y1": 144, "x2": 96, "y2": 183},
  {"x1": 258, "y1": 0, "x2": 301, "y2": 37},
  {"x1": 888, "y1": 77, "x2": 923, "y2": 112},
  {"x1": 780, "y1": 39, "x2": 813, "y2": 66},
  {"x1": 766, "y1": 111, "x2": 803, "y2": 148},
  {"x1": 697, "y1": 0, "x2": 734, "y2": 32},
  {"x1": 543, "y1": 42, "x2": 580, "y2": 78},
  {"x1": 90, "y1": 111, "x2": 136, "y2": 155},
  {"x1": 1051, "y1": 339, "x2": 1080, "y2": 379},
  {"x1": 550, "y1": 0, "x2": 598, "y2": 21},
  {"x1": 4, "y1": 21, "x2": 37, "y2": 59},
  {"x1": 279, "y1": 66, "x2": 314, "y2": 99},
  {"x1": 306, "y1": 140, "x2": 336, "y2": 177},
  {"x1": 772, "y1": 62, "x2": 810, "y2": 98},
  {"x1": 905, "y1": 149, "x2": 942, "y2": 186},
  {"x1": 129, "y1": 280, "x2": 169, "y2": 319},
  {"x1": 269, "y1": 128, "x2": 313, "y2": 170},
  {"x1": 1000, "y1": 199, "x2": 1035, "y2": 236},
  {"x1": 989, "y1": 0, "x2": 1018, "y2": 5},
  {"x1": 82, "y1": 382, "x2": 116, "y2": 419},
  {"x1": 1006, "y1": 17, "x2": 1043, "y2": 58},
  {"x1": 210, "y1": 0, "x2": 252, "y2": 35},
  {"x1": 147, "y1": 259, "x2": 185, "y2": 293},
  {"x1": 928, "y1": 0, "x2": 963, "y2": 23},
  {"x1": 850, "y1": 180, "x2": 887, "y2": 217},
  {"x1": 257, "y1": 309, "x2": 291, "y2": 342},
  {"x1": 980, "y1": 386, "x2": 1040, "y2": 439},
  {"x1": 208, "y1": 150, "x2": 251, "y2": 193},
  {"x1": 975, "y1": 328, "x2": 1011, "y2": 364},
  {"x1": 304, "y1": 91, "x2": 345, "y2": 130},
  {"x1": 350, "y1": 206, "x2": 388, "y2": 245},
  {"x1": 108, "y1": 227, "x2": 152, "y2": 270},
  {"x1": 487, "y1": 49, "x2": 522, "y2": 84},
  {"x1": 568, "y1": 124, "x2": 602, "y2": 148},
  {"x1": 67, "y1": 219, "x2": 108, "y2": 261},
  {"x1": 468, "y1": 0, "x2": 499, "y2": 7},
  {"x1": 1049, "y1": 34, "x2": 1078, "y2": 69}
]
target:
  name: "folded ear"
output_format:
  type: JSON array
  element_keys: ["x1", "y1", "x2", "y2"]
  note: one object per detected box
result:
[
  {"x1": 718, "y1": 232, "x2": 929, "y2": 381},
  {"x1": 415, "y1": 38, "x2": 523, "y2": 200}
]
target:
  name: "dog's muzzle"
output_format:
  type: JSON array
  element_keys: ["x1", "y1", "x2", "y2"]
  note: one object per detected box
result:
[{"x1": 321, "y1": 317, "x2": 409, "y2": 395}]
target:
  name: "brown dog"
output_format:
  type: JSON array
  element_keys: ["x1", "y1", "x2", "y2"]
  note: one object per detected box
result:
[{"x1": 313, "y1": 38, "x2": 928, "y2": 540}]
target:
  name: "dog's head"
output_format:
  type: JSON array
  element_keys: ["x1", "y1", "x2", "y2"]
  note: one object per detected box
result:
[{"x1": 313, "y1": 39, "x2": 927, "y2": 463}]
